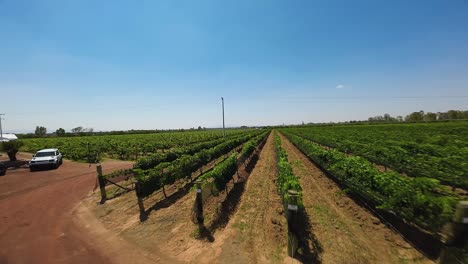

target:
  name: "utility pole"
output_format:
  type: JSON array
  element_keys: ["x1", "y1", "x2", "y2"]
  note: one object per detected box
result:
[
  {"x1": 221, "y1": 97, "x2": 225, "y2": 139},
  {"x1": 0, "y1": 114, "x2": 5, "y2": 139}
]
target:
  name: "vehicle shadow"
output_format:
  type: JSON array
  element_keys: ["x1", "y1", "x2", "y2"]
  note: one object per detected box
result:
[{"x1": 30, "y1": 166, "x2": 58, "y2": 172}]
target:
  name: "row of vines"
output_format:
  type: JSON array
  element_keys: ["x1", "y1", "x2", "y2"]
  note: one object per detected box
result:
[
  {"x1": 20, "y1": 129, "x2": 252, "y2": 162},
  {"x1": 274, "y1": 134, "x2": 303, "y2": 208},
  {"x1": 135, "y1": 130, "x2": 268, "y2": 198},
  {"x1": 283, "y1": 122, "x2": 468, "y2": 189},
  {"x1": 280, "y1": 130, "x2": 459, "y2": 232},
  {"x1": 199, "y1": 131, "x2": 269, "y2": 192}
]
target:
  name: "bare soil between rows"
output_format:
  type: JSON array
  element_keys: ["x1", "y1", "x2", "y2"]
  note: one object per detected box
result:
[
  {"x1": 277, "y1": 132, "x2": 433, "y2": 264},
  {"x1": 81, "y1": 132, "x2": 294, "y2": 263}
]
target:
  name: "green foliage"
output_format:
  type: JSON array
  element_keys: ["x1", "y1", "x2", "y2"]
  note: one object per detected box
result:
[
  {"x1": 274, "y1": 134, "x2": 303, "y2": 208},
  {"x1": 55, "y1": 128, "x2": 66, "y2": 137},
  {"x1": 134, "y1": 130, "x2": 265, "y2": 197},
  {"x1": 34, "y1": 126, "x2": 47, "y2": 137},
  {"x1": 21, "y1": 129, "x2": 252, "y2": 162},
  {"x1": 238, "y1": 131, "x2": 269, "y2": 164},
  {"x1": 283, "y1": 122, "x2": 468, "y2": 189},
  {"x1": 197, "y1": 131, "x2": 269, "y2": 193},
  {"x1": 280, "y1": 131, "x2": 458, "y2": 232},
  {"x1": 199, "y1": 154, "x2": 237, "y2": 191},
  {"x1": 1, "y1": 140, "x2": 24, "y2": 161}
]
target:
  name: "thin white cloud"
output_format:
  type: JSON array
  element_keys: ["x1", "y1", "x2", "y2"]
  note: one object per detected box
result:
[{"x1": 336, "y1": 84, "x2": 352, "y2": 89}]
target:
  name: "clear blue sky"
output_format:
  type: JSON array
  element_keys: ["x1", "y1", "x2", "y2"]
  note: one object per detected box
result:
[{"x1": 1, "y1": 0, "x2": 467, "y2": 133}]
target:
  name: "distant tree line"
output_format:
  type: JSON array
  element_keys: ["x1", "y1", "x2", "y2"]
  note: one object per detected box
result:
[
  {"x1": 20, "y1": 126, "x2": 96, "y2": 139},
  {"x1": 368, "y1": 110, "x2": 468, "y2": 123},
  {"x1": 17, "y1": 125, "x2": 235, "y2": 139}
]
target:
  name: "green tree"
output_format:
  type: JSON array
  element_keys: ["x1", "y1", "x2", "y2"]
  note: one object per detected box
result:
[
  {"x1": 1, "y1": 140, "x2": 24, "y2": 161},
  {"x1": 34, "y1": 126, "x2": 47, "y2": 137},
  {"x1": 55, "y1": 128, "x2": 66, "y2": 136},
  {"x1": 71, "y1": 126, "x2": 83, "y2": 134},
  {"x1": 405, "y1": 111, "x2": 424, "y2": 122},
  {"x1": 447, "y1": 110, "x2": 463, "y2": 120},
  {"x1": 423, "y1": 112, "x2": 437, "y2": 121}
]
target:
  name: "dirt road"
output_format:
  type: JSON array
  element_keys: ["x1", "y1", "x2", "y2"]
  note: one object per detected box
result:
[{"x1": 0, "y1": 154, "x2": 133, "y2": 264}]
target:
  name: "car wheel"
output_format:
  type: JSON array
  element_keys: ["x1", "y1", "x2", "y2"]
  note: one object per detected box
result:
[{"x1": 30, "y1": 167, "x2": 35, "y2": 172}]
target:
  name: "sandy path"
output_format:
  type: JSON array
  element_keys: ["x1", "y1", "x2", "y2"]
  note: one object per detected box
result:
[{"x1": 278, "y1": 132, "x2": 432, "y2": 264}]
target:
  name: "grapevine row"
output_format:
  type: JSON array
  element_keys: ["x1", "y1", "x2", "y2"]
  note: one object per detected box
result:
[
  {"x1": 134, "y1": 132, "x2": 250, "y2": 170},
  {"x1": 20, "y1": 129, "x2": 252, "y2": 162},
  {"x1": 274, "y1": 134, "x2": 303, "y2": 208},
  {"x1": 280, "y1": 130, "x2": 458, "y2": 232},
  {"x1": 135, "y1": 131, "x2": 266, "y2": 197},
  {"x1": 283, "y1": 123, "x2": 468, "y2": 189},
  {"x1": 199, "y1": 131, "x2": 270, "y2": 192}
]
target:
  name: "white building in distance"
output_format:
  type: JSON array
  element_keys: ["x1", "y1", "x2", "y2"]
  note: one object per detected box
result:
[{"x1": 0, "y1": 134, "x2": 18, "y2": 142}]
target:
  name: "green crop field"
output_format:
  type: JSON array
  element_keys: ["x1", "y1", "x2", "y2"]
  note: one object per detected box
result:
[{"x1": 279, "y1": 121, "x2": 468, "y2": 232}]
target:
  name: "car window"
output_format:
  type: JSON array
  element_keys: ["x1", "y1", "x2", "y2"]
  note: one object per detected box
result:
[{"x1": 35, "y1": 152, "x2": 56, "y2": 157}]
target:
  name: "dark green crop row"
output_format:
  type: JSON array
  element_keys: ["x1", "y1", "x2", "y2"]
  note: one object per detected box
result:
[
  {"x1": 280, "y1": 130, "x2": 458, "y2": 232},
  {"x1": 21, "y1": 129, "x2": 252, "y2": 162},
  {"x1": 134, "y1": 130, "x2": 266, "y2": 197},
  {"x1": 283, "y1": 122, "x2": 468, "y2": 189},
  {"x1": 199, "y1": 153, "x2": 238, "y2": 191},
  {"x1": 274, "y1": 134, "x2": 303, "y2": 208},
  {"x1": 238, "y1": 131, "x2": 269, "y2": 164},
  {"x1": 134, "y1": 132, "x2": 251, "y2": 170},
  {"x1": 104, "y1": 131, "x2": 262, "y2": 179},
  {"x1": 199, "y1": 131, "x2": 270, "y2": 192}
]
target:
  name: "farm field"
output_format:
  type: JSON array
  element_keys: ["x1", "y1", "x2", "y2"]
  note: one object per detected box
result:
[
  {"x1": 4, "y1": 1, "x2": 468, "y2": 263},
  {"x1": 1, "y1": 123, "x2": 467, "y2": 263},
  {"x1": 20, "y1": 129, "x2": 253, "y2": 162},
  {"x1": 282, "y1": 121, "x2": 468, "y2": 190}
]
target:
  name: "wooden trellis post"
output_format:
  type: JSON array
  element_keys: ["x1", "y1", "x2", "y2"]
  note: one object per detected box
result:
[
  {"x1": 451, "y1": 201, "x2": 468, "y2": 245},
  {"x1": 96, "y1": 164, "x2": 107, "y2": 203},
  {"x1": 194, "y1": 180, "x2": 204, "y2": 224},
  {"x1": 135, "y1": 181, "x2": 146, "y2": 219}
]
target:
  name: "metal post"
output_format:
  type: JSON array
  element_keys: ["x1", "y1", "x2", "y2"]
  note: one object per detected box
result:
[
  {"x1": 221, "y1": 97, "x2": 225, "y2": 139},
  {"x1": 0, "y1": 114, "x2": 5, "y2": 139},
  {"x1": 287, "y1": 190, "x2": 299, "y2": 257},
  {"x1": 96, "y1": 164, "x2": 107, "y2": 203},
  {"x1": 194, "y1": 180, "x2": 204, "y2": 224}
]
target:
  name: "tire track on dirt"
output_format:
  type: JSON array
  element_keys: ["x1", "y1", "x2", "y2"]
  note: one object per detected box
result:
[{"x1": 278, "y1": 132, "x2": 432, "y2": 264}]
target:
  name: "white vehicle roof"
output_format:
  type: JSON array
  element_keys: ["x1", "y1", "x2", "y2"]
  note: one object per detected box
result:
[{"x1": 37, "y1": 148, "x2": 59, "y2": 152}]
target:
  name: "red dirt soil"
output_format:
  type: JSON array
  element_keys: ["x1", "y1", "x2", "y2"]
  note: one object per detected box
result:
[{"x1": 0, "y1": 153, "x2": 133, "y2": 264}]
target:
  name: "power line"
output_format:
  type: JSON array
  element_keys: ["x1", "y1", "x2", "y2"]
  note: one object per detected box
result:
[{"x1": 221, "y1": 97, "x2": 225, "y2": 139}]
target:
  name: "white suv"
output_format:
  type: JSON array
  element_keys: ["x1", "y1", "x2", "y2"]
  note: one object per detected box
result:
[{"x1": 30, "y1": 148, "x2": 63, "y2": 171}]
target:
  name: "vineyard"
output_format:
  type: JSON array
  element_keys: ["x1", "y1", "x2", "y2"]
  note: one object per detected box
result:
[
  {"x1": 282, "y1": 121, "x2": 468, "y2": 190},
  {"x1": 19, "y1": 129, "x2": 252, "y2": 162},
  {"x1": 10, "y1": 122, "x2": 468, "y2": 263}
]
